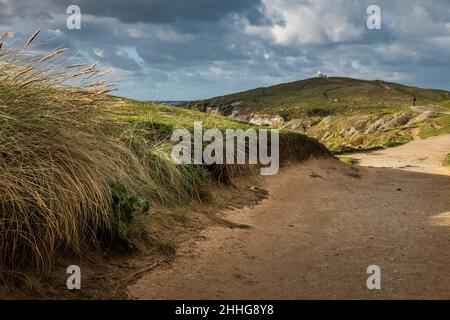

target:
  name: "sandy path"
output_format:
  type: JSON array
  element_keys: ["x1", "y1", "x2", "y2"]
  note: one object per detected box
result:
[
  {"x1": 341, "y1": 134, "x2": 450, "y2": 176},
  {"x1": 130, "y1": 149, "x2": 450, "y2": 299},
  {"x1": 410, "y1": 105, "x2": 450, "y2": 115}
]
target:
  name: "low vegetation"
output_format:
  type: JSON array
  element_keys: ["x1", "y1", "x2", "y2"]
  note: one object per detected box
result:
[
  {"x1": 438, "y1": 100, "x2": 450, "y2": 109},
  {"x1": 188, "y1": 77, "x2": 450, "y2": 152},
  {"x1": 337, "y1": 156, "x2": 358, "y2": 165},
  {"x1": 192, "y1": 77, "x2": 450, "y2": 117},
  {"x1": 443, "y1": 153, "x2": 450, "y2": 168},
  {"x1": 419, "y1": 114, "x2": 450, "y2": 139},
  {"x1": 303, "y1": 109, "x2": 415, "y2": 153},
  {"x1": 0, "y1": 32, "x2": 329, "y2": 280}
]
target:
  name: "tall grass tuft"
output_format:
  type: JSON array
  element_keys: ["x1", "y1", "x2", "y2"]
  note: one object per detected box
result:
[
  {"x1": 0, "y1": 30, "x2": 235, "y2": 275},
  {"x1": 118, "y1": 122, "x2": 214, "y2": 206},
  {"x1": 0, "y1": 30, "x2": 330, "y2": 277},
  {"x1": 0, "y1": 31, "x2": 144, "y2": 273}
]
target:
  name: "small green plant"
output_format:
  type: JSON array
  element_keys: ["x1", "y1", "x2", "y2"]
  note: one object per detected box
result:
[
  {"x1": 338, "y1": 156, "x2": 358, "y2": 165},
  {"x1": 109, "y1": 183, "x2": 150, "y2": 251},
  {"x1": 383, "y1": 132, "x2": 412, "y2": 148},
  {"x1": 443, "y1": 153, "x2": 450, "y2": 168}
]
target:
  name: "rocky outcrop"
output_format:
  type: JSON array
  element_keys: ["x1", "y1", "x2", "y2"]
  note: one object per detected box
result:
[
  {"x1": 354, "y1": 115, "x2": 374, "y2": 131},
  {"x1": 282, "y1": 119, "x2": 315, "y2": 133},
  {"x1": 407, "y1": 111, "x2": 436, "y2": 125},
  {"x1": 249, "y1": 114, "x2": 285, "y2": 126},
  {"x1": 339, "y1": 127, "x2": 359, "y2": 136},
  {"x1": 365, "y1": 118, "x2": 386, "y2": 134},
  {"x1": 204, "y1": 101, "x2": 244, "y2": 116},
  {"x1": 364, "y1": 112, "x2": 418, "y2": 134},
  {"x1": 383, "y1": 112, "x2": 413, "y2": 129},
  {"x1": 200, "y1": 102, "x2": 438, "y2": 153}
]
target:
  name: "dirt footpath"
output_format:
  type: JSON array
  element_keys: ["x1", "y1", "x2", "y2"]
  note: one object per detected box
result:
[
  {"x1": 342, "y1": 134, "x2": 450, "y2": 176},
  {"x1": 410, "y1": 105, "x2": 450, "y2": 115},
  {"x1": 129, "y1": 151, "x2": 450, "y2": 299}
]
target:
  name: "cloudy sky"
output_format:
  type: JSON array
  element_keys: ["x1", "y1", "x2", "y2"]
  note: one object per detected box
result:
[{"x1": 1, "y1": 0, "x2": 449, "y2": 100}]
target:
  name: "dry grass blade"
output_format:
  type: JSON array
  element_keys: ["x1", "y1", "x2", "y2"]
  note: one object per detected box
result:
[
  {"x1": 0, "y1": 32, "x2": 12, "y2": 41},
  {"x1": 37, "y1": 48, "x2": 69, "y2": 63},
  {"x1": 65, "y1": 63, "x2": 88, "y2": 69},
  {"x1": 23, "y1": 28, "x2": 42, "y2": 49}
]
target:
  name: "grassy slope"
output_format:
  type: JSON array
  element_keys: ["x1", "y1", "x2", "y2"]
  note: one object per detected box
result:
[
  {"x1": 102, "y1": 97, "x2": 331, "y2": 167},
  {"x1": 103, "y1": 98, "x2": 255, "y2": 131},
  {"x1": 200, "y1": 77, "x2": 450, "y2": 117},
  {"x1": 192, "y1": 77, "x2": 450, "y2": 152},
  {"x1": 418, "y1": 114, "x2": 450, "y2": 139}
]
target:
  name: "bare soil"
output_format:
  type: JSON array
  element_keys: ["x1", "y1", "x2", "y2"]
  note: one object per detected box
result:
[
  {"x1": 129, "y1": 136, "x2": 450, "y2": 299},
  {"x1": 342, "y1": 134, "x2": 450, "y2": 176}
]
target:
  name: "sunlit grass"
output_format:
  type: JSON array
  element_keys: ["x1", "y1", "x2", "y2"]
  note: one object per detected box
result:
[
  {"x1": 0, "y1": 31, "x2": 329, "y2": 277},
  {"x1": 419, "y1": 114, "x2": 450, "y2": 139}
]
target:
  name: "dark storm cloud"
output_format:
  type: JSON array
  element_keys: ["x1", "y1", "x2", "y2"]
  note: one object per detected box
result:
[
  {"x1": 76, "y1": 0, "x2": 267, "y2": 26},
  {"x1": 0, "y1": 0, "x2": 449, "y2": 99},
  {"x1": 4, "y1": 0, "x2": 267, "y2": 26}
]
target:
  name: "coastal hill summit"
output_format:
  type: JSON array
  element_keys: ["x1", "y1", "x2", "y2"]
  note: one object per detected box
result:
[
  {"x1": 195, "y1": 76, "x2": 450, "y2": 117},
  {"x1": 190, "y1": 77, "x2": 450, "y2": 152}
]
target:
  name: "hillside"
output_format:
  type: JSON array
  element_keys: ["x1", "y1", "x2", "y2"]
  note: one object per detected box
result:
[
  {"x1": 189, "y1": 77, "x2": 450, "y2": 152},
  {"x1": 195, "y1": 77, "x2": 450, "y2": 117}
]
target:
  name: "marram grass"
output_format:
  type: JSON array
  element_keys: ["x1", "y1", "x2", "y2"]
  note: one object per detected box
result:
[
  {"x1": 0, "y1": 30, "x2": 145, "y2": 274},
  {"x1": 0, "y1": 30, "x2": 246, "y2": 275},
  {"x1": 0, "y1": 30, "x2": 329, "y2": 278}
]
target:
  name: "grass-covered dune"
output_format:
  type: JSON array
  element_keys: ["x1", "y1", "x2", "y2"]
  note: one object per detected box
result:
[
  {"x1": 0, "y1": 33, "x2": 329, "y2": 278},
  {"x1": 102, "y1": 98, "x2": 330, "y2": 168}
]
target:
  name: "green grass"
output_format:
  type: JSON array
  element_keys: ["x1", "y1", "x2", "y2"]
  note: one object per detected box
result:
[
  {"x1": 443, "y1": 153, "x2": 450, "y2": 167},
  {"x1": 195, "y1": 77, "x2": 450, "y2": 118},
  {"x1": 0, "y1": 33, "x2": 329, "y2": 277},
  {"x1": 102, "y1": 97, "x2": 330, "y2": 182},
  {"x1": 383, "y1": 130, "x2": 414, "y2": 147},
  {"x1": 438, "y1": 100, "x2": 450, "y2": 109},
  {"x1": 103, "y1": 99, "x2": 256, "y2": 132},
  {"x1": 189, "y1": 77, "x2": 450, "y2": 152},
  {"x1": 338, "y1": 156, "x2": 358, "y2": 165},
  {"x1": 419, "y1": 114, "x2": 450, "y2": 139}
]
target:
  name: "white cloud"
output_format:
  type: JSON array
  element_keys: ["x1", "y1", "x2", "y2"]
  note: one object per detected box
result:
[
  {"x1": 156, "y1": 29, "x2": 194, "y2": 43},
  {"x1": 246, "y1": 0, "x2": 365, "y2": 45}
]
